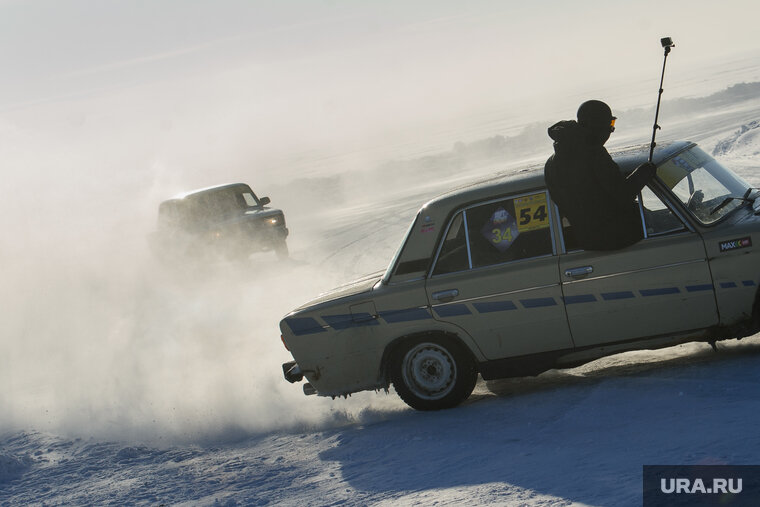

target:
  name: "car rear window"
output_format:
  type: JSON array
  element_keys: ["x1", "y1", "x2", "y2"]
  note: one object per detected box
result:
[{"x1": 433, "y1": 191, "x2": 554, "y2": 275}]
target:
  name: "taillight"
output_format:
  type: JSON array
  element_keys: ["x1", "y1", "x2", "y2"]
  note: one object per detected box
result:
[{"x1": 281, "y1": 335, "x2": 289, "y2": 351}]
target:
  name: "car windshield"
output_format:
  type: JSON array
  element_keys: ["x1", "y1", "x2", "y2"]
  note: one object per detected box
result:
[{"x1": 656, "y1": 145, "x2": 751, "y2": 225}]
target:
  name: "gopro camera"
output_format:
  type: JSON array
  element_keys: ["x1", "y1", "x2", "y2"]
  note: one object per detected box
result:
[{"x1": 661, "y1": 37, "x2": 675, "y2": 48}]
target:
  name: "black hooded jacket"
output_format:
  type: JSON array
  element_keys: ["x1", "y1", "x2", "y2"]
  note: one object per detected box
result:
[{"x1": 544, "y1": 120, "x2": 652, "y2": 251}]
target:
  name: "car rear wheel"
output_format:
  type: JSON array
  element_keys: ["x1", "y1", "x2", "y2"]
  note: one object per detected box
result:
[{"x1": 390, "y1": 336, "x2": 477, "y2": 410}]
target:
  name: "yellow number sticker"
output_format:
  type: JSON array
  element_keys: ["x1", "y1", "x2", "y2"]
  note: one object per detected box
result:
[
  {"x1": 514, "y1": 193, "x2": 549, "y2": 232},
  {"x1": 491, "y1": 227, "x2": 513, "y2": 244}
]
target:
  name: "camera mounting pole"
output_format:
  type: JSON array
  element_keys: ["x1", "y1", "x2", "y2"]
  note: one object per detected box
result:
[{"x1": 649, "y1": 37, "x2": 675, "y2": 163}]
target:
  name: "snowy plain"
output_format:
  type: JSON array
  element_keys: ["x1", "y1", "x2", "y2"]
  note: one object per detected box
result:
[{"x1": 3, "y1": 75, "x2": 760, "y2": 505}]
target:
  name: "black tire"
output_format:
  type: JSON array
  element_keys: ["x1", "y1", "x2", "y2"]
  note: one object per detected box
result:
[
  {"x1": 390, "y1": 335, "x2": 477, "y2": 411},
  {"x1": 274, "y1": 239, "x2": 289, "y2": 259}
]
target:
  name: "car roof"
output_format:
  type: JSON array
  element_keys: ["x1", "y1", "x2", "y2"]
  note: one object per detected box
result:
[
  {"x1": 161, "y1": 183, "x2": 253, "y2": 204},
  {"x1": 421, "y1": 141, "x2": 693, "y2": 216}
]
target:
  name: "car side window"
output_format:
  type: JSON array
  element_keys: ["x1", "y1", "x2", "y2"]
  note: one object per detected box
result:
[
  {"x1": 467, "y1": 192, "x2": 553, "y2": 268},
  {"x1": 559, "y1": 214, "x2": 581, "y2": 252},
  {"x1": 432, "y1": 212, "x2": 469, "y2": 275},
  {"x1": 433, "y1": 191, "x2": 554, "y2": 275},
  {"x1": 558, "y1": 186, "x2": 687, "y2": 251},
  {"x1": 241, "y1": 192, "x2": 258, "y2": 207},
  {"x1": 639, "y1": 186, "x2": 688, "y2": 237}
]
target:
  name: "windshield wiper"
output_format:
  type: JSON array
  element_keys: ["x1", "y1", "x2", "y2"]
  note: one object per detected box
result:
[{"x1": 709, "y1": 187, "x2": 755, "y2": 216}]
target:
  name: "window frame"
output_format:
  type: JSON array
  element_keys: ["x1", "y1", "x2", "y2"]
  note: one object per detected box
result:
[
  {"x1": 429, "y1": 189, "x2": 558, "y2": 277},
  {"x1": 637, "y1": 184, "x2": 694, "y2": 239},
  {"x1": 555, "y1": 182, "x2": 696, "y2": 254}
]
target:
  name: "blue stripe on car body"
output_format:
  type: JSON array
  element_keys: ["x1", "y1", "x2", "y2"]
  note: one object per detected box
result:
[
  {"x1": 601, "y1": 291, "x2": 636, "y2": 301},
  {"x1": 285, "y1": 317, "x2": 326, "y2": 336},
  {"x1": 640, "y1": 287, "x2": 680, "y2": 297},
  {"x1": 686, "y1": 284, "x2": 714, "y2": 292},
  {"x1": 379, "y1": 307, "x2": 433, "y2": 323},
  {"x1": 434, "y1": 304, "x2": 472, "y2": 317},
  {"x1": 472, "y1": 301, "x2": 517, "y2": 313},
  {"x1": 291, "y1": 281, "x2": 751, "y2": 335},
  {"x1": 322, "y1": 313, "x2": 379, "y2": 330},
  {"x1": 519, "y1": 297, "x2": 557, "y2": 308},
  {"x1": 564, "y1": 294, "x2": 597, "y2": 304}
]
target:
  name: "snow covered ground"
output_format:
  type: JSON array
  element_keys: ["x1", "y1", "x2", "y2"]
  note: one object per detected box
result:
[
  {"x1": 2, "y1": 85, "x2": 760, "y2": 505},
  {"x1": 4, "y1": 341, "x2": 760, "y2": 506}
]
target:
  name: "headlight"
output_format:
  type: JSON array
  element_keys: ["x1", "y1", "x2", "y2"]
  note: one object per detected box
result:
[{"x1": 269, "y1": 218, "x2": 278, "y2": 225}]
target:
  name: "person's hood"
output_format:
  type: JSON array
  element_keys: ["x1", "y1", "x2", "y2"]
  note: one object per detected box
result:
[
  {"x1": 547, "y1": 120, "x2": 583, "y2": 144},
  {"x1": 548, "y1": 119, "x2": 610, "y2": 148}
]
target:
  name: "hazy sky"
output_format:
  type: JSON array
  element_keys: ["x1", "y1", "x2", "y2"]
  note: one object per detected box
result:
[
  {"x1": 3, "y1": 1, "x2": 759, "y2": 102},
  {"x1": 2, "y1": 0, "x2": 760, "y2": 178}
]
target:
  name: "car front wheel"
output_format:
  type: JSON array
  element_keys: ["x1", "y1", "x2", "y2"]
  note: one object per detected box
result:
[
  {"x1": 274, "y1": 239, "x2": 289, "y2": 259},
  {"x1": 390, "y1": 336, "x2": 477, "y2": 411}
]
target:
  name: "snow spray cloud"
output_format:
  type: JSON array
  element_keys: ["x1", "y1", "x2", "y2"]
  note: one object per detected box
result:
[
  {"x1": 0, "y1": 84, "x2": 419, "y2": 445},
  {"x1": 0, "y1": 48, "x2": 572, "y2": 444}
]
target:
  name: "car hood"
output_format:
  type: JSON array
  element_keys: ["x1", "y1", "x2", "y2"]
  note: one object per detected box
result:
[
  {"x1": 211, "y1": 207, "x2": 283, "y2": 226},
  {"x1": 243, "y1": 207, "x2": 282, "y2": 217},
  {"x1": 292, "y1": 271, "x2": 384, "y2": 312}
]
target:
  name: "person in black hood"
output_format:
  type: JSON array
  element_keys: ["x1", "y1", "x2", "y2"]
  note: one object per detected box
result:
[{"x1": 544, "y1": 100, "x2": 656, "y2": 251}]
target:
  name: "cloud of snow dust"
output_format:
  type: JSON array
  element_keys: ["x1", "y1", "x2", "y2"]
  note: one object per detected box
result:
[
  {"x1": 8, "y1": 38, "x2": 758, "y2": 446},
  {"x1": 0, "y1": 83, "x2": 415, "y2": 445}
]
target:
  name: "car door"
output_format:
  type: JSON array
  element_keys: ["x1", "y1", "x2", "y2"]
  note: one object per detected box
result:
[
  {"x1": 558, "y1": 185, "x2": 719, "y2": 347},
  {"x1": 425, "y1": 190, "x2": 575, "y2": 360}
]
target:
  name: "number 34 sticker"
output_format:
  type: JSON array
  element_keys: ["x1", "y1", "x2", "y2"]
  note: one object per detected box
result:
[{"x1": 514, "y1": 193, "x2": 549, "y2": 232}]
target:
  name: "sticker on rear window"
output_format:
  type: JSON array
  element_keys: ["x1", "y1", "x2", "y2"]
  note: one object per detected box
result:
[
  {"x1": 420, "y1": 216, "x2": 435, "y2": 233},
  {"x1": 482, "y1": 207, "x2": 519, "y2": 252},
  {"x1": 514, "y1": 193, "x2": 549, "y2": 232}
]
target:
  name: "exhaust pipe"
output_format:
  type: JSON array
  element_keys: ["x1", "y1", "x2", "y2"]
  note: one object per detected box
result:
[
  {"x1": 282, "y1": 361, "x2": 304, "y2": 383},
  {"x1": 283, "y1": 361, "x2": 318, "y2": 395}
]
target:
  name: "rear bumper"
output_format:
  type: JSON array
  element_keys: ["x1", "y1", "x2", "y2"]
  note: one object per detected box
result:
[{"x1": 282, "y1": 361, "x2": 317, "y2": 396}]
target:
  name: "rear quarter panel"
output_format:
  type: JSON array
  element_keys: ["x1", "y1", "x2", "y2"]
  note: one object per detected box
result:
[{"x1": 280, "y1": 280, "x2": 485, "y2": 397}]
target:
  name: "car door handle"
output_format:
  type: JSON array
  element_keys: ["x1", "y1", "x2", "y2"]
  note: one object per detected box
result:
[
  {"x1": 432, "y1": 289, "x2": 459, "y2": 302},
  {"x1": 564, "y1": 266, "x2": 593, "y2": 278}
]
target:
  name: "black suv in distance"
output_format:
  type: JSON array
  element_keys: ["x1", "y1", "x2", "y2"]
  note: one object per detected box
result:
[{"x1": 151, "y1": 183, "x2": 289, "y2": 262}]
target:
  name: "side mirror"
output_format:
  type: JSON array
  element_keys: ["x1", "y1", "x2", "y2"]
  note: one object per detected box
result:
[{"x1": 259, "y1": 196, "x2": 271, "y2": 206}]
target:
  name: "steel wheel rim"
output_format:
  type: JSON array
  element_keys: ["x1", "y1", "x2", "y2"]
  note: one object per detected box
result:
[{"x1": 401, "y1": 342, "x2": 457, "y2": 400}]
